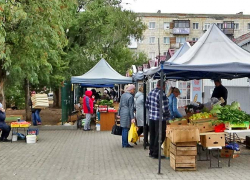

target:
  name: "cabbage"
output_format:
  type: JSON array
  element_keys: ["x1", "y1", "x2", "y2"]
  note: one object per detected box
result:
[
  {"x1": 231, "y1": 101, "x2": 240, "y2": 109},
  {"x1": 213, "y1": 104, "x2": 222, "y2": 110},
  {"x1": 210, "y1": 109, "x2": 221, "y2": 114}
]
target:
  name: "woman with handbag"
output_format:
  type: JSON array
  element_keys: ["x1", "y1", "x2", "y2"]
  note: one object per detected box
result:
[{"x1": 117, "y1": 84, "x2": 135, "y2": 148}]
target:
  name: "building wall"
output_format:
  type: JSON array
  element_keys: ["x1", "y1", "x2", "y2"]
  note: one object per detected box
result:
[
  {"x1": 203, "y1": 78, "x2": 250, "y2": 87},
  {"x1": 134, "y1": 13, "x2": 250, "y2": 59}
]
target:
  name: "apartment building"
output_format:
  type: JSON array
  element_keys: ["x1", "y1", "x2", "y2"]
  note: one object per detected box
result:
[{"x1": 130, "y1": 12, "x2": 250, "y2": 60}]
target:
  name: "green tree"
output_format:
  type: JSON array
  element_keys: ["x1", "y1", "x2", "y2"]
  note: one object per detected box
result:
[
  {"x1": 66, "y1": 0, "x2": 147, "y2": 76},
  {"x1": 1, "y1": 0, "x2": 77, "y2": 119}
]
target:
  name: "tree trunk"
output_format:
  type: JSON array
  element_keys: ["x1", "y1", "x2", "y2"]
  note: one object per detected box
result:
[
  {"x1": 0, "y1": 79, "x2": 5, "y2": 108},
  {"x1": 24, "y1": 79, "x2": 31, "y2": 121},
  {"x1": 53, "y1": 88, "x2": 61, "y2": 108}
]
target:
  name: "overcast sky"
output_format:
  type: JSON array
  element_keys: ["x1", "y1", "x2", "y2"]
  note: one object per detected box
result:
[{"x1": 122, "y1": 0, "x2": 250, "y2": 15}]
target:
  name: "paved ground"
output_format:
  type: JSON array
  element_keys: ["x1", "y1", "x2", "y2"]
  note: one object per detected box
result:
[{"x1": 1, "y1": 130, "x2": 250, "y2": 180}]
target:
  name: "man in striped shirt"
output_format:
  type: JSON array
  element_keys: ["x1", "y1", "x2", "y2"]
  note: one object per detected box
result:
[{"x1": 146, "y1": 80, "x2": 170, "y2": 158}]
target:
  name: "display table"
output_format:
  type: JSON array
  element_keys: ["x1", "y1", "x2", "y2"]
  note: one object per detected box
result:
[{"x1": 99, "y1": 112, "x2": 117, "y2": 131}]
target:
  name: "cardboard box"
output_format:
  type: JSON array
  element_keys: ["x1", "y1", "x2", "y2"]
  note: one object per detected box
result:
[
  {"x1": 167, "y1": 126, "x2": 200, "y2": 143},
  {"x1": 220, "y1": 148, "x2": 240, "y2": 158},
  {"x1": 200, "y1": 134, "x2": 225, "y2": 147},
  {"x1": 190, "y1": 118, "x2": 218, "y2": 133},
  {"x1": 163, "y1": 138, "x2": 171, "y2": 158},
  {"x1": 170, "y1": 142, "x2": 197, "y2": 156},
  {"x1": 170, "y1": 119, "x2": 188, "y2": 126}
]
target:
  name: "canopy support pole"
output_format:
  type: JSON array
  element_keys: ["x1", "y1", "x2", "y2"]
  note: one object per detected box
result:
[
  {"x1": 143, "y1": 76, "x2": 147, "y2": 150},
  {"x1": 158, "y1": 62, "x2": 164, "y2": 174}
]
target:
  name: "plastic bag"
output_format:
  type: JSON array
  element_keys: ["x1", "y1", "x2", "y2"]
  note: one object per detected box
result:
[{"x1": 128, "y1": 123, "x2": 138, "y2": 143}]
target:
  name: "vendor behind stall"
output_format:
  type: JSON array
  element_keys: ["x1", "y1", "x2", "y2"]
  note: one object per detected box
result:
[
  {"x1": 211, "y1": 79, "x2": 228, "y2": 106},
  {"x1": 167, "y1": 87, "x2": 182, "y2": 119}
]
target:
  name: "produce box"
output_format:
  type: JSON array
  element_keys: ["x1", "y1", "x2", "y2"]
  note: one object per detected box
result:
[
  {"x1": 170, "y1": 119, "x2": 188, "y2": 126},
  {"x1": 11, "y1": 122, "x2": 20, "y2": 128},
  {"x1": 170, "y1": 142, "x2": 197, "y2": 156},
  {"x1": 220, "y1": 148, "x2": 240, "y2": 158},
  {"x1": 19, "y1": 122, "x2": 31, "y2": 128},
  {"x1": 190, "y1": 117, "x2": 218, "y2": 133},
  {"x1": 170, "y1": 153, "x2": 196, "y2": 171},
  {"x1": 163, "y1": 137, "x2": 171, "y2": 158},
  {"x1": 225, "y1": 121, "x2": 249, "y2": 130},
  {"x1": 200, "y1": 134, "x2": 225, "y2": 147},
  {"x1": 167, "y1": 125, "x2": 200, "y2": 143}
]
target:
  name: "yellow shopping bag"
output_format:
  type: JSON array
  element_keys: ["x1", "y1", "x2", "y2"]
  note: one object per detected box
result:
[{"x1": 128, "y1": 123, "x2": 138, "y2": 143}]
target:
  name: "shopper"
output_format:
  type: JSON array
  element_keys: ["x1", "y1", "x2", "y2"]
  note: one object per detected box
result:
[
  {"x1": 83, "y1": 90, "x2": 94, "y2": 131},
  {"x1": 135, "y1": 86, "x2": 149, "y2": 145},
  {"x1": 117, "y1": 84, "x2": 135, "y2": 148},
  {"x1": 212, "y1": 79, "x2": 228, "y2": 106},
  {"x1": 167, "y1": 87, "x2": 183, "y2": 119},
  {"x1": 146, "y1": 80, "x2": 170, "y2": 158},
  {"x1": 0, "y1": 97, "x2": 11, "y2": 142}
]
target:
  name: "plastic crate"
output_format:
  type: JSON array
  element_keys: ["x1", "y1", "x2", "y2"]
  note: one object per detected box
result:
[
  {"x1": 20, "y1": 124, "x2": 31, "y2": 128},
  {"x1": 27, "y1": 128, "x2": 39, "y2": 135},
  {"x1": 11, "y1": 124, "x2": 20, "y2": 128}
]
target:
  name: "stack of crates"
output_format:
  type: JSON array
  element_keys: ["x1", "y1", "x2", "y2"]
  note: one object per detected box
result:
[{"x1": 170, "y1": 141, "x2": 197, "y2": 171}]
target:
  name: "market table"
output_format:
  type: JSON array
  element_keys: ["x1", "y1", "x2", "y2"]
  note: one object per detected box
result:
[{"x1": 199, "y1": 132, "x2": 227, "y2": 168}]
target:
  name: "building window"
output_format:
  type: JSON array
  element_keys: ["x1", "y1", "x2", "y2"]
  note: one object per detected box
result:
[
  {"x1": 248, "y1": 23, "x2": 250, "y2": 30},
  {"x1": 223, "y1": 22, "x2": 234, "y2": 29},
  {"x1": 149, "y1": 22, "x2": 156, "y2": 29},
  {"x1": 164, "y1": 22, "x2": 170, "y2": 30},
  {"x1": 192, "y1": 38, "x2": 198, "y2": 41},
  {"x1": 149, "y1": 37, "x2": 155, "y2": 44},
  {"x1": 176, "y1": 37, "x2": 186, "y2": 44},
  {"x1": 193, "y1": 23, "x2": 199, "y2": 29},
  {"x1": 174, "y1": 20, "x2": 190, "y2": 28},
  {"x1": 217, "y1": 23, "x2": 223, "y2": 29},
  {"x1": 163, "y1": 37, "x2": 170, "y2": 44},
  {"x1": 203, "y1": 23, "x2": 210, "y2": 30},
  {"x1": 149, "y1": 52, "x2": 156, "y2": 60},
  {"x1": 234, "y1": 23, "x2": 239, "y2": 30},
  {"x1": 163, "y1": 51, "x2": 168, "y2": 56}
]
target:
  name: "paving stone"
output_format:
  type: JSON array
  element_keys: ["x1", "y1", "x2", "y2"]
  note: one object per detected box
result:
[{"x1": 0, "y1": 130, "x2": 250, "y2": 180}]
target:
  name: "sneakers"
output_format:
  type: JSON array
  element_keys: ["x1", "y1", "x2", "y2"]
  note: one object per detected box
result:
[{"x1": 37, "y1": 122, "x2": 42, "y2": 125}]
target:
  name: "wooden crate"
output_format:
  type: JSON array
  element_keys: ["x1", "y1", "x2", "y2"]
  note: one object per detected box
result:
[
  {"x1": 163, "y1": 138, "x2": 171, "y2": 158},
  {"x1": 170, "y1": 153, "x2": 196, "y2": 171},
  {"x1": 170, "y1": 142, "x2": 197, "y2": 156}
]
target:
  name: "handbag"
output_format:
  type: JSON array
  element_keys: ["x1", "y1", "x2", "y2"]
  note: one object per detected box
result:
[{"x1": 111, "y1": 124, "x2": 122, "y2": 136}]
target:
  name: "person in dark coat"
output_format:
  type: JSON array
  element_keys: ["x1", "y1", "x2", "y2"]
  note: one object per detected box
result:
[
  {"x1": 211, "y1": 79, "x2": 228, "y2": 106},
  {"x1": 0, "y1": 102, "x2": 11, "y2": 142},
  {"x1": 117, "y1": 84, "x2": 135, "y2": 148}
]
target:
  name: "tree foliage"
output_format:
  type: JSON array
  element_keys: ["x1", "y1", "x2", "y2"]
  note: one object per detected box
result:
[{"x1": 66, "y1": 0, "x2": 147, "y2": 76}]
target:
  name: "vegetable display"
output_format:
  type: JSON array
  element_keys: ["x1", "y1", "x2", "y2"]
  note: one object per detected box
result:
[{"x1": 189, "y1": 112, "x2": 213, "y2": 121}]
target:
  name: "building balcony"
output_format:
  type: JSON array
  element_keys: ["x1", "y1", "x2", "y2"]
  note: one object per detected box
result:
[
  {"x1": 223, "y1": 28, "x2": 234, "y2": 35},
  {"x1": 172, "y1": 28, "x2": 190, "y2": 35}
]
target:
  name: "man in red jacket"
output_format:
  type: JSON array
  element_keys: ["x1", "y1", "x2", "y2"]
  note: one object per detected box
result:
[{"x1": 83, "y1": 91, "x2": 94, "y2": 131}]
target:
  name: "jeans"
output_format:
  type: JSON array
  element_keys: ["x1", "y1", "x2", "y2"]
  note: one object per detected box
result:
[
  {"x1": 0, "y1": 123, "x2": 11, "y2": 140},
  {"x1": 32, "y1": 109, "x2": 41, "y2": 125},
  {"x1": 84, "y1": 113, "x2": 91, "y2": 130},
  {"x1": 149, "y1": 120, "x2": 166, "y2": 157},
  {"x1": 122, "y1": 127, "x2": 129, "y2": 147}
]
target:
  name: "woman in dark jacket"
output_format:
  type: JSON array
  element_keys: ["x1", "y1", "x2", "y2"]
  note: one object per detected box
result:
[
  {"x1": 0, "y1": 103, "x2": 11, "y2": 142},
  {"x1": 117, "y1": 84, "x2": 135, "y2": 148}
]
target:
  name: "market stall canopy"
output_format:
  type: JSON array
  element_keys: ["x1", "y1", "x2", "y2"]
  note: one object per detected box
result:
[
  {"x1": 80, "y1": 84, "x2": 114, "y2": 88},
  {"x1": 146, "y1": 24, "x2": 250, "y2": 80},
  {"x1": 143, "y1": 42, "x2": 191, "y2": 78},
  {"x1": 71, "y1": 59, "x2": 132, "y2": 84}
]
